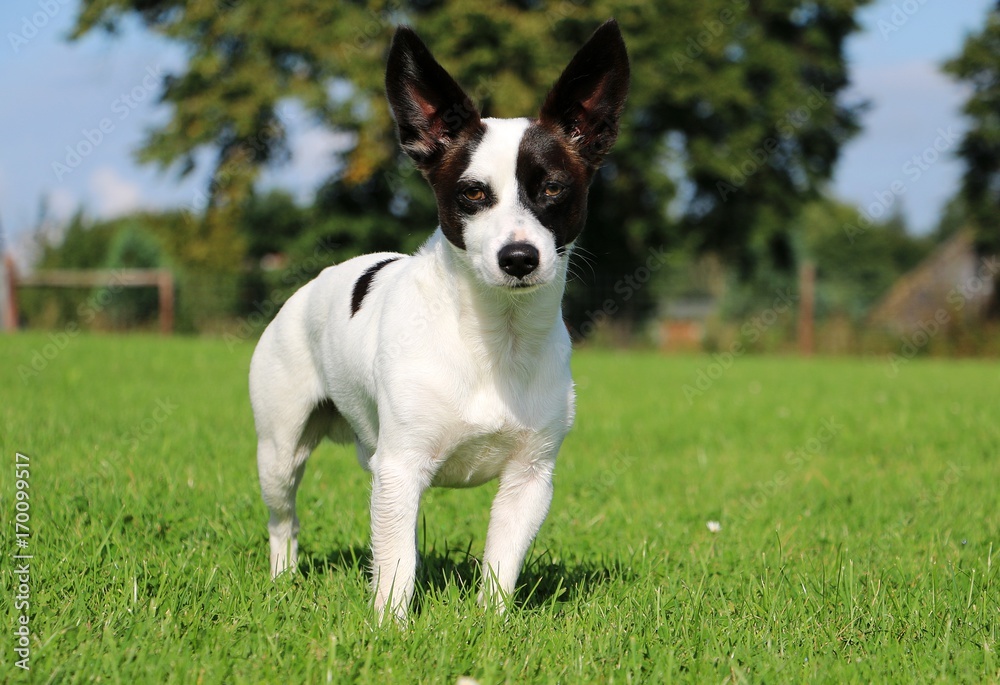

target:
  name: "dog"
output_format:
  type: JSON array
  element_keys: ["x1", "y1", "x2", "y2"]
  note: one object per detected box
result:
[{"x1": 250, "y1": 19, "x2": 629, "y2": 622}]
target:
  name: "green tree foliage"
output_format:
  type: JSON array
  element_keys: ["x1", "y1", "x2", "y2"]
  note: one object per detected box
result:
[
  {"x1": 71, "y1": 0, "x2": 873, "y2": 329},
  {"x1": 19, "y1": 211, "x2": 116, "y2": 327},
  {"x1": 717, "y1": 199, "x2": 931, "y2": 322},
  {"x1": 800, "y1": 201, "x2": 932, "y2": 320},
  {"x1": 23, "y1": 210, "x2": 228, "y2": 332},
  {"x1": 99, "y1": 224, "x2": 166, "y2": 328},
  {"x1": 37, "y1": 210, "x2": 116, "y2": 270},
  {"x1": 944, "y1": 1, "x2": 1000, "y2": 256},
  {"x1": 241, "y1": 189, "x2": 308, "y2": 261}
]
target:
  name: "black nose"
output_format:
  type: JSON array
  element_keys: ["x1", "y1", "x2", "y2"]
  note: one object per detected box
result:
[{"x1": 497, "y1": 242, "x2": 539, "y2": 279}]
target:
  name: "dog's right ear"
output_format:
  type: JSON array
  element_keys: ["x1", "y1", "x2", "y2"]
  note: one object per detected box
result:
[
  {"x1": 539, "y1": 19, "x2": 630, "y2": 173},
  {"x1": 385, "y1": 27, "x2": 483, "y2": 171}
]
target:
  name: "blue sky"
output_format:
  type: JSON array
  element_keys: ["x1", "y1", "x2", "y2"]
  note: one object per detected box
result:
[{"x1": 0, "y1": 0, "x2": 994, "y2": 266}]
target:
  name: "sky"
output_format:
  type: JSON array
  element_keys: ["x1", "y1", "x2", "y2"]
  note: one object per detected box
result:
[{"x1": 0, "y1": 0, "x2": 994, "y2": 267}]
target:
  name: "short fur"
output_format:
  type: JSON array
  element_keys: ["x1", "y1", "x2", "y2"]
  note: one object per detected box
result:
[{"x1": 250, "y1": 19, "x2": 629, "y2": 622}]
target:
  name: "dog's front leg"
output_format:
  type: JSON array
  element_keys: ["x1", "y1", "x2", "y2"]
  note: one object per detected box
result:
[
  {"x1": 369, "y1": 457, "x2": 425, "y2": 623},
  {"x1": 481, "y1": 454, "x2": 555, "y2": 610}
]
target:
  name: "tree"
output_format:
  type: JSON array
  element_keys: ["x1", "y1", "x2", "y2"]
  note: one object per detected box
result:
[
  {"x1": 72, "y1": 0, "x2": 873, "y2": 330},
  {"x1": 100, "y1": 224, "x2": 166, "y2": 328},
  {"x1": 944, "y1": 1, "x2": 1000, "y2": 259},
  {"x1": 799, "y1": 200, "x2": 931, "y2": 320}
]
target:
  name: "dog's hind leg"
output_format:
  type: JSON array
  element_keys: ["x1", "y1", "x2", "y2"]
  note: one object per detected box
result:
[
  {"x1": 257, "y1": 436, "x2": 304, "y2": 578},
  {"x1": 257, "y1": 399, "x2": 338, "y2": 578}
]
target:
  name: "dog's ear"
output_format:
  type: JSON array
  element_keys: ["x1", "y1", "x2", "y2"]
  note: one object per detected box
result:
[
  {"x1": 385, "y1": 26, "x2": 483, "y2": 170},
  {"x1": 539, "y1": 19, "x2": 630, "y2": 172}
]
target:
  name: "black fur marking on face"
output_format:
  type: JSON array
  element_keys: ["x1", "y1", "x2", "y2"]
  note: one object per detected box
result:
[
  {"x1": 385, "y1": 26, "x2": 489, "y2": 251},
  {"x1": 350, "y1": 258, "x2": 401, "y2": 317},
  {"x1": 426, "y1": 128, "x2": 487, "y2": 250},
  {"x1": 516, "y1": 122, "x2": 591, "y2": 249}
]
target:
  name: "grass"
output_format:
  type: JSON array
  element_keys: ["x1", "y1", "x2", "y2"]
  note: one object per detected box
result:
[{"x1": 1, "y1": 331, "x2": 998, "y2": 683}]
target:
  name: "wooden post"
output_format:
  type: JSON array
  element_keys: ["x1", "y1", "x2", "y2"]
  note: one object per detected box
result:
[
  {"x1": 2, "y1": 254, "x2": 17, "y2": 331},
  {"x1": 158, "y1": 270, "x2": 174, "y2": 335},
  {"x1": 798, "y1": 260, "x2": 815, "y2": 356}
]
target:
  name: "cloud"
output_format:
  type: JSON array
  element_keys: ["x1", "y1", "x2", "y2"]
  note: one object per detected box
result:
[
  {"x1": 89, "y1": 167, "x2": 143, "y2": 217},
  {"x1": 47, "y1": 187, "x2": 78, "y2": 222},
  {"x1": 834, "y1": 59, "x2": 969, "y2": 232},
  {"x1": 258, "y1": 125, "x2": 354, "y2": 203},
  {"x1": 848, "y1": 60, "x2": 969, "y2": 149},
  {"x1": 289, "y1": 127, "x2": 353, "y2": 179}
]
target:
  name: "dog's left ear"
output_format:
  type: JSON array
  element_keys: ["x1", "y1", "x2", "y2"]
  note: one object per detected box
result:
[
  {"x1": 539, "y1": 19, "x2": 630, "y2": 172},
  {"x1": 385, "y1": 26, "x2": 483, "y2": 171}
]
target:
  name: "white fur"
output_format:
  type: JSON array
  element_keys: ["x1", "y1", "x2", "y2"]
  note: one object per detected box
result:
[{"x1": 250, "y1": 118, "x2": 576, "y2": 622}]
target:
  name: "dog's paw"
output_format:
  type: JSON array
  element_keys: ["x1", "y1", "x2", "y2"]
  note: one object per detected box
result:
[
  {"x1": 476, "y1": 588, "x2": 509, "y2": 615},
  {"x1": 374, "y1": 601, "x2": 410, "y2": 627}
]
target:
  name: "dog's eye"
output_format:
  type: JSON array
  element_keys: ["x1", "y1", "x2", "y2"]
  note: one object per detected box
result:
[
  {"x1": 462, "y1": 187, "x2": 487, "y2": 202},
  {"x1": 543, "y1": 183, "x2": 564, "y2": 198}
]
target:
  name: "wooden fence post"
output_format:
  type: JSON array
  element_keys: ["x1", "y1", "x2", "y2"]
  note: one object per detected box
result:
[
  {"x1": 158, "y1": 269, "x2": 174, "y2": 335},
  {"x1": 798, "y1": 260, "x2": 815, "y2": 356},
  {"x1": 2, "y1": 254, "x2": 17, "y2": 331}
]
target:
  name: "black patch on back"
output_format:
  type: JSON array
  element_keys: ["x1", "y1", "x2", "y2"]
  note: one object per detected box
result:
[
  {"x1": 516, "y1": 122, "x2": 592, "y2": 249},
  {"x1": 350, "y1": 258, "x2": 400, "y2": 317}
]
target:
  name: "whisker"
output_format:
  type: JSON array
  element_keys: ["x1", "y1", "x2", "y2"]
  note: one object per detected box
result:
[{"x1": 567, "y1": 251, "x2": 596, "y2": 283}]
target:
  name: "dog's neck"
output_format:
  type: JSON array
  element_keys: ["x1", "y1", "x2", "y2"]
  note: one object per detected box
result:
[{"x1": 424, "y1": 229, "x2": 567, "y2": 364}]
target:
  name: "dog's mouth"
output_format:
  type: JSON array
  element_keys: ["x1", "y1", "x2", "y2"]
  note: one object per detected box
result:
[{"x1": 502, "y1": 279, "x2": 544, "y2": 292}]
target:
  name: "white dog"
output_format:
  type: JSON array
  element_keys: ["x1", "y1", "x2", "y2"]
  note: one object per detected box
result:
[{"x1": 250, "y1": 20, "x2": 629, "y2": 621}]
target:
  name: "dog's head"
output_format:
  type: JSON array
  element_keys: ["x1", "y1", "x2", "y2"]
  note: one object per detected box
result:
[{"x1": 386, "y1": 20, "x2": 629, "y2": 291}]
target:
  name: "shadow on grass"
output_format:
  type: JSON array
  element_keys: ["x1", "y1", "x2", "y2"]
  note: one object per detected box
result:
[
  {"x1": 298, "y1": 543, "x2": 370, "y2": 580},
  {"x1": 297, "y1": 539, "x2": 633, "y2": 614}
]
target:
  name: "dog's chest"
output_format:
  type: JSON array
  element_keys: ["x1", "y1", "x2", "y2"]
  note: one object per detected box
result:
[
  {"x1": 429, "y1": 386, "x2": 548, "y2": 488},
  {"x1": 432, "y1": 429, "x2": 522, "y2": 488}
]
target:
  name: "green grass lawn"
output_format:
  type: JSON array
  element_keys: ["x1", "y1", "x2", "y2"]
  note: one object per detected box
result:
[{"x1": 1, "y1": 332, "x2": 998, "y2": 683}]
